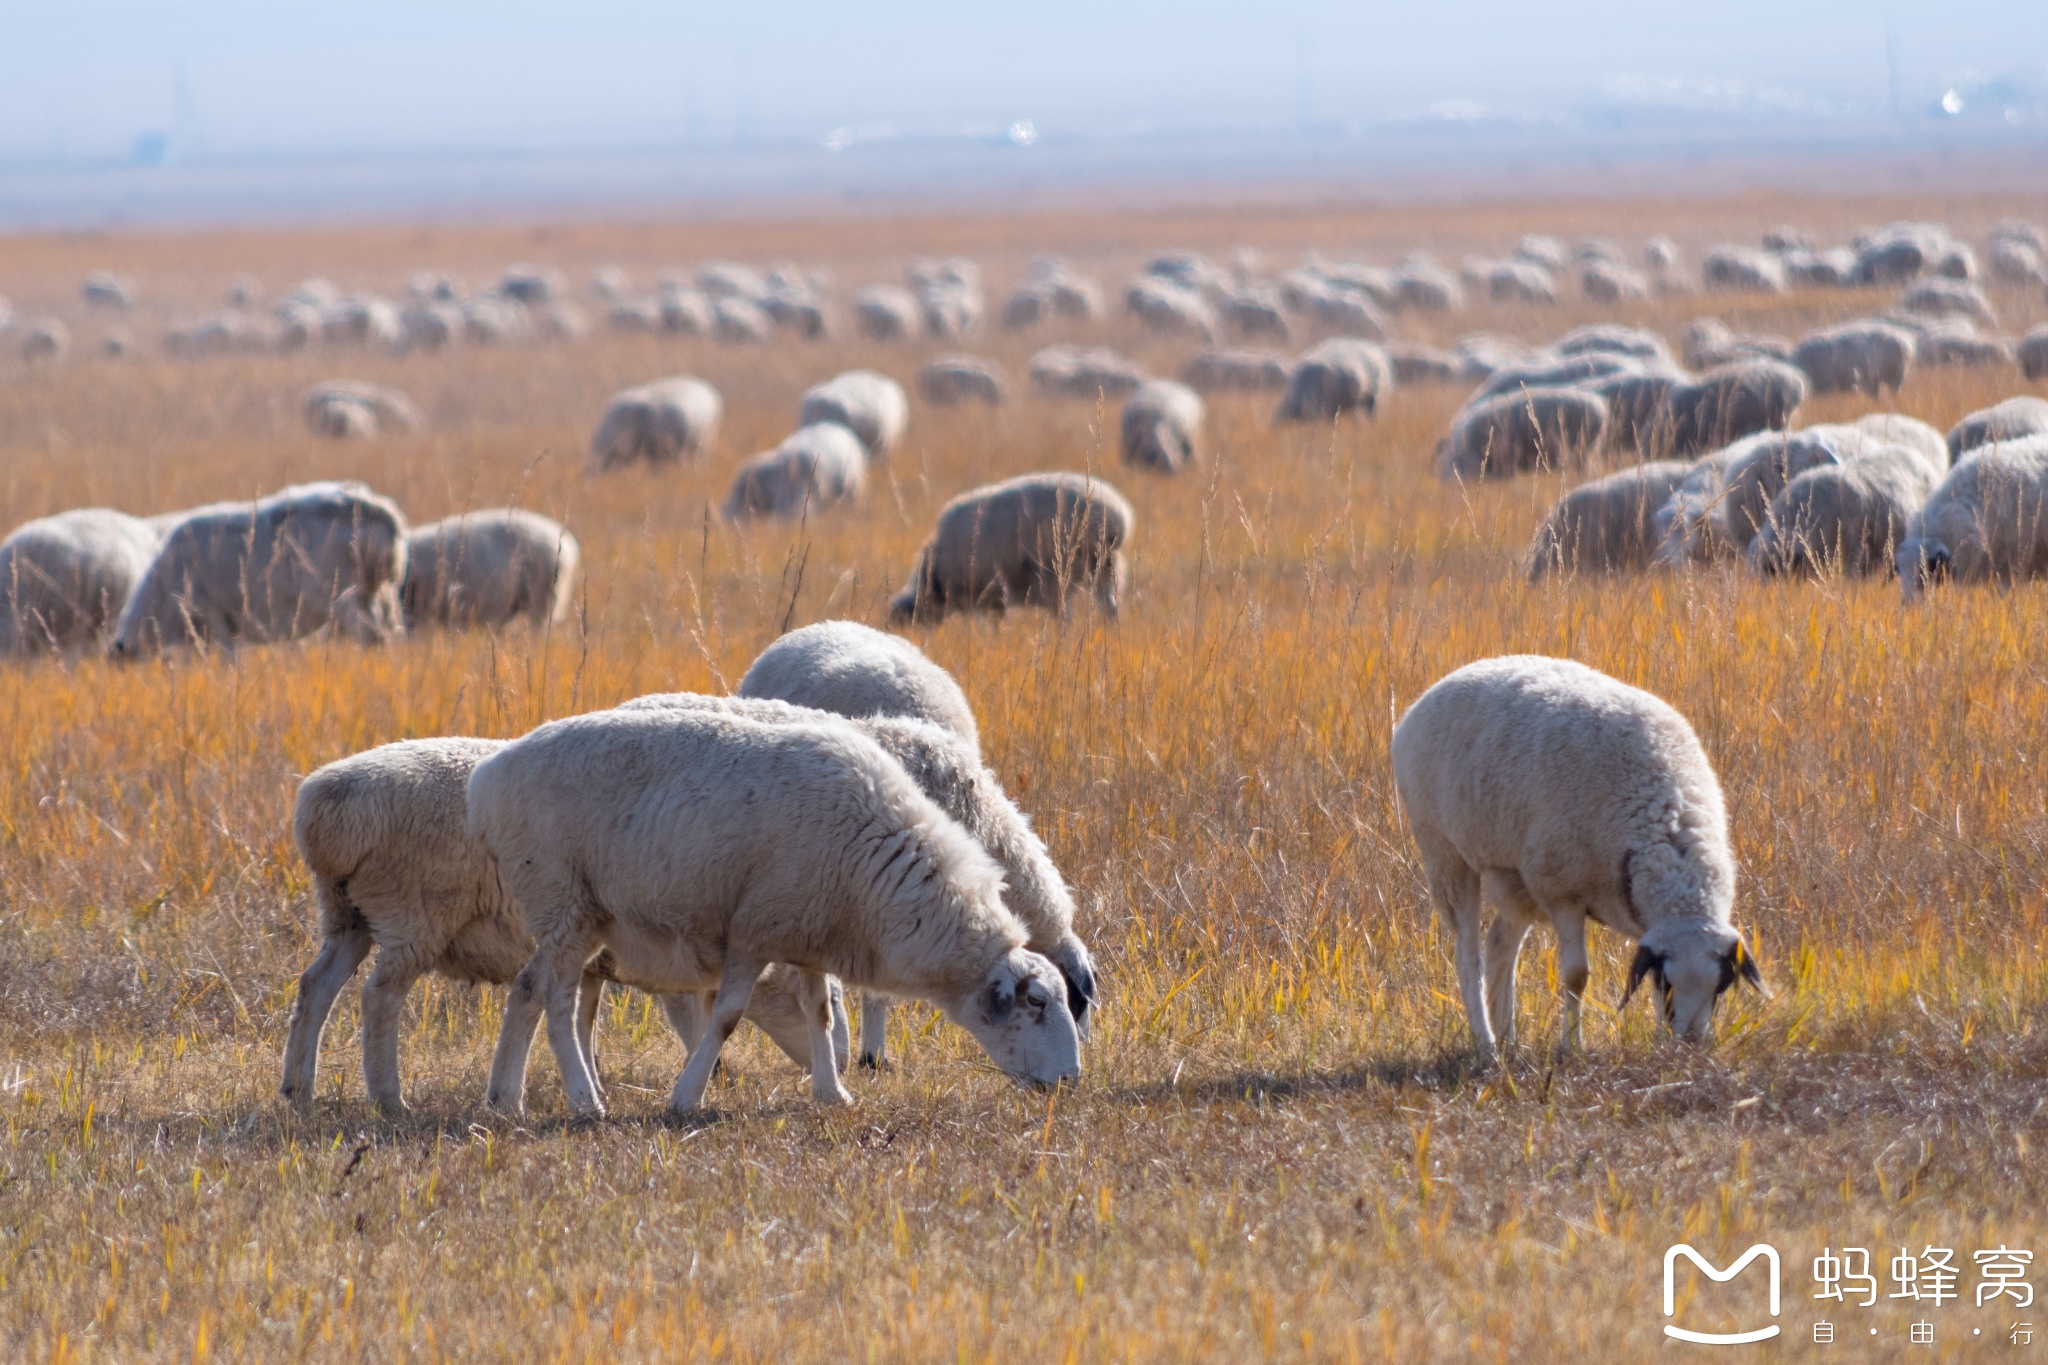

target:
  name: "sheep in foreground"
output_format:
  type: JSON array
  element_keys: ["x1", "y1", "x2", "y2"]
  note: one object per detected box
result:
[
  {"x1": 1435, "y1": 387, "x2": 1609, "y2": 482},
  {"x1": 1526, "y1": 462, "x2": 1692, "y2": 580},
  {"x1": 739, "y1": 618, "x2": 981, "y2": 751},
  {"x1": 402, "y1": 510, "x2": 581, "y2": 631},
  {"x1": 1392, "y1": 655, "x2": 1763, "y2": 1067},
  {"x1": 471, "y1": 706, "x2": 1082, "y2": 1115},
  {"x1": 588, "y1": 377, "x2": 722, "y2": 472},
  {"x1": 1947, "y1": 397, "x2": 2048, "y2": 462},
  {"x1": 112, "y1": 482, "x2": 407, "y2": 657},
  {"x1": 303, "y1": 381, "x2": 422, "y2": 439},
  {"x1": 1664, "y1": 359, "x2": 1808, "y2": 457},
  {"x1": 917, "y1": 356, "x2": 1008, "y2": 407},
  {"x1": 1792, "y1": 321, "x2": 1915, "y2": 398},
  {"x1": 890, "y1": 472, "x2": 1133, "y2": 625},
  {"x1": 0, "y1": 509, "x2": 166, "y2": 655},
  {"x1": 722, "y1": 423, "x2": 868, "y2": 521},
  {"x1": 281, "y1": 737, "x2": 836, "y2": 1115},
  {"x1": 1120, "y1": 380, "x2": 1203, "y2": 474},
  {"x1": 797, "y1": 370, "x2": 909, "y2": 463},
  {"x1": 620, "y1": 693, "x2": 1097, "y2": 1066},
  {"x1": 1898, "y1": 435, "x2": 2048, "y2": 599},
  {"x1": 1747, "y1": 444, "x2": 1943, "y2": 577},
  {"x1": 1274, "y1": 338, "x2": 1389, "y2": 423}
]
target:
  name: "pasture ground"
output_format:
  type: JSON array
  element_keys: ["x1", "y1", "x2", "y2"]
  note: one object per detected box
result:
[{"x1": 3, "y1": 188, "x2": 2048, "y2": 1360}]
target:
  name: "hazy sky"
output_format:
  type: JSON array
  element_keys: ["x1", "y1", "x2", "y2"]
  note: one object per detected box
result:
[{"x1": 3, "y1": 1, "x2": 2044, "y2": 161}]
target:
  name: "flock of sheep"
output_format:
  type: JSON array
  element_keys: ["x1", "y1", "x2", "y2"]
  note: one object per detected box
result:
[{"x1": 4, "y1": 212, "x2": 2048, "y2": 1117}]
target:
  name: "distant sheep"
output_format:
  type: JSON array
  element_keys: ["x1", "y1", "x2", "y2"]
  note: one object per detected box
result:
[
  {"x1": 1526, "y1": 462, "x2": 1692, "y2": 580},
  {"x1": 1948, "y1": 397, "x2": 2048, "y2": 462},
  {"x1": 402, "y1": 510, "x2": 581, "y2": 631},
  {"x1": 890, "y1": 472, "x2": 1133, "y2": 624},
  {"x1": 111, "y1": 481, "x2": 408, "y2": 657},
  {"x1": 1385, "y1": 345, "x2": 1465, "y2": 386},
  {"x1": 1125, "y1": 278, "x2": 1218, "y2": 341},
  {"x1": 1484, "y1": 260, "x2": 1557, "y2": 304},
  {"x1": 469, "y1": 706, "x2": 1082, "y2": 1115},
  {"x1": 917, "y1": 355, "x2": 1008, "y2": 407},
  {"x1": 1553, "y1": 324, "x2": 1673, "y2": 365},
  {"x1": 1029, "y1": 345, "x2": 1149, "y2": 399},
  {"x1": 1275, "y1": 338, "x2": 1390, "y2": 423},
  {"x1": 588, "y1": 377, "x2": 723, "y2": 472},
  {"x1": 1392, "y1": 655, "x2": 1762, "y2": 1067},
  {"x1": 1588, "y1": 366, "x2": 1688, "y2": 454},
  {"x1": 498, "y1": 264, "x2": 564, "y2": 303},
  {"x1": 1471, "y1": 353, "x2": 1640, "y2": 404},
  {"x1": 721, "y1": 423, "x2": 868, "y2": 521},
  {"x1": 1792, "y1": 320, "x2": 1915, "y2": 397},
  {"x1": 1391, "y1": 263, "x2": 1461, "y2": 312},
  {"x1": 1703, "y1": 247, "x2": 1786, "y2": 294},
  {"x1": 1664, "y1": 359, "x2": 1808, "y2": 457},
  {"x1": 1581, "y1": 259, "x2": 1649, "y2": 303},
  {"x1": 1747, "y1": 444, "x2": 1942, "y2": 578},
  {"x1": 1654, "y1": 427, "x2": 1866, "y2": 565},
  {"x1": 798, "y1": 370, "x2": 909, "y2": 462},
  {"x1": 1898, "y1": 435, "x2": 2048, "y2": 599},
  {"x1": 1989, "y1": 238, "x2": 2047, "y2": 288},
  {"x1": 81, "y1": 271, "x2": 135, "y2": 309},
  {"x1": 1684, "y1": 318, "x2": 1792, "y2": 370},
  {"x1": 1898, "y1": 278, "x2": 1996, "y2": 327},
  {"x1": 22, "y1": 319, "x2": 68, "y2": 361},
  {"x1": 1435, "y1": 387, "x2": 1610, "y2": 482},
  {"x1": 855, "y1": 285, "x2": 922, "y2": 342},
  {"x1": 739, "y1": 618, "x2": 980, "y2": 752},
  {"x1": 1180, "y1": 349, "x2": 1291, "y2": 393},
  {"x1": 1220, "y1": 289, "x2": 1292, "y2": 342},
  {"x1": 303, "y1": 380, "x2": 422, "y2": 439},
  {"x1": 0, "y1": 509, "x2": 166, "y2": 655},
  {"x1": 1120, "y1": 380, "x2": 1203, "y2": 474},
  {"x1": 2021, "y1": 327, "x2": 2048, "y2": 382},
  {"x1": 1909, "y1": 320, "x2": 2014, "y2": 370}
]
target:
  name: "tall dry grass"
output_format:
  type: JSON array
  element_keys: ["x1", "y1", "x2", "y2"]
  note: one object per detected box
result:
[{"x1": 2, "y1": 191, "x2": 2048, "y2": 1360}]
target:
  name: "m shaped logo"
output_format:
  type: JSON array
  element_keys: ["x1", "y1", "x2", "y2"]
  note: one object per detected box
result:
[{"x1": 1663, "y1": 1243, "x2": 1782, "y2": 1344}]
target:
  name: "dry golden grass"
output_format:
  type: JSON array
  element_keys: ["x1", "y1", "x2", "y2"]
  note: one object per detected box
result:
[{"x1": 3, "y1": 188, "x2": 2048, "y2": 1361}]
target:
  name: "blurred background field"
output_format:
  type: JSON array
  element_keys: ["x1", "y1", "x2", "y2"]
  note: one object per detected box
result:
[{"x1": 2, "y1": 189, "x2": 2048, "y2": 1359}]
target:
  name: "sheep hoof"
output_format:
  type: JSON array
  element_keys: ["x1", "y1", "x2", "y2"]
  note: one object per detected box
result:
[{"x1": 858, "y1": 1053, "x2": 889, "y2": 1072}]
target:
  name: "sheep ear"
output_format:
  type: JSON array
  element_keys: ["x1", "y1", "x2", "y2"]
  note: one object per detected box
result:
[
  {"x1": 1621, "y1": 945, "x2": 1660, "y2": 1008},
  {"x1": 1733, "y1": 937, "x2": 1768, "y2": 996}
]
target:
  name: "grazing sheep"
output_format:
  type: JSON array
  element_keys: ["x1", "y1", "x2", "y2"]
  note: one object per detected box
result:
[
  {"x1": 1747, "y1": 445, "x2": 1942, "y2": 578},
  {"x1": 1933, "y1": 243, "x2": 1978, "y2": 280},
  {"x1": 623, "y1": 692, "x2": 1095, "y2": 1064},
  {"x1": 400, "y1": 303, "x2": 461, "y2": 351},
  {"x1": 1029, "y1": 345, "x2": 1149, "y2": 399},
  {"x1": 81, "y1": 271, "x2": 134, "y2": 309},
  {"x1": 498, "y1": 264, "x2": 564, "y2": 304},
  {"x1": 1761, "y1": 226, "x2": 1812, "y2": 253},
  {"x1": 280, "y1": 737, "x2": 837, "y2": 1116},
  {"x1": 1385, "y1": 344, "x2": 1465, "y2": 386},
  {"x1": 761, "y1": 287, "x2": 830, "y2": 340},
  {"x1": 461, "y1": 295, "x2": 532, "y2": 344},
  {"x1": 1792, "y1": 320, "x2": 1915, "y2": 397},
  {"x1": 1220, "y1": 289, "x2": 1292, "y2": 343},
  {"x1": 1125, "y1": 278, "x2": 1218, "y2": 341},
  {"x1": 1989, "y1": 238, "x2": 2047, "y2": 288},
  {"x1": 697, "y1": 261, "x2": 766, "y2": 299},
  {"x1": 1644, "y1": 236, "x2": 1683, "y2": 283},
  {"x1": 402, "y1": 510, "x2": 581, "y2": 631},
  {"x1": 917, "y1": 355, "x2": 1008, "y2": 407},
  {"x1": 1854, "y1": 227, "x2": 1942, "y2": 285},
  {"x1": 1899, "y1": 277, "x2": 1997, "y2": 327},
  {"x1": 739, "y1": 619, "x2": 980, "y2": 751},
  {"x1": 1275, "y1": 338, "x2": 1390, "y2": 423},
  {"x1": 165, "y1": 310, "x2": 265, "y2": 357},
  {"x1": 855, "y1": 285, "x2": 922, "y2": 342},
  {"x1": 1526, "y1": 462, "x2": 1693, "y2": 580},
  {"x1": 320, "y1": 297, "x2": 404, "y2": 349},
  {"x1": 890, "y1": 472, "x2": 1132, "y2": 624},
  {"x1": 1485, "y1": 260, "x2": 1558, "y2": 304},
  {"x1": 607, "y1": 298, "x2": 664, "y2": 333},
  {"x1": 1853, "y1": 412, "x2": 1949, "y2": 469},
  {"x1": 1554, "y1": 324, "x2": 1673, "y2": 365},
  {"x1": 100, "y1": 330, "x2": 131, "y2": 359},
  {"x1": 303, "y1": 381, "x2": 422, "y2": 439},
  {"x1": 721, "y1": 423, "x2": 868, "y2": 522},
  {"x1": 588, "y1": 377, "x2": 723, "y2": 472},
  {"x1": 1683, "y1": 318, "x2": 1792, "y2": 371},
  {"x1": 2020, "y1": 326, "x2": 2048, "y2": 382},
  {"x1": 1471, "y1": 353, "x2": 1641, "y2": 404},
  {"x1": 1587, "y1": 367, "x2": 1689, "y2": 454},
  {"x1": 1435, "y1": 387, "x2": 1611, "y2": 482},
  {"x1": 1664, "y1": 359, "x2": 1808, "y2": 457},
  {"x1": 919, "y1": 283, "x2": 985, "y2": 341},
  {"x1": 1296, "y1": 286, "x2": 1391, "y2": 340},
  {"x1": 1780, "y1": 247, "x2": 1857, "y2": 288},
  {"x1": 1581, "y1": 259, "x2": 1649, "y2": 303},
  {"x1": 711, "y1": 297, "x2": 771, "y2": 345},
  {"x1": 1392, "y1": 655, "x2": 1762, "y2": 1067},
  {"x1": 0, "y1": 509, "x2": 166, "y2": 655},
  {"x1": 21, "y1": 319, "x2": 68, "y2": 361},
  {"x1": 1514, "y1": 235, "x2": 1567, "y2": 270},
  {"x1": 1948, "y1": 397, "x2": 2048, "y2": 462},
  {"x1": 111, "y1": 482, "x2": 408, "y2": 657},
  {"x1": 1702, "y1": 247, "x2": 1786, "y2": 294},
  {"x1": 797, "y1": 370, "x2": 909, "y2": 462},
  {"x1": 1908, "y1": 319, "x2": 2014, "y2": 370},
  {"x1": 658, "y1": 288, "x2": 714, "y2": 336},
  {"x1": 470, "y1": 706, "x2": 1082, "y2": 1115},
  {"x1": 1898, "y1": 435, "x2": 2048, "y2": 598},
  {"x1": 1654, "y1": 427, "x2": 1864, "y2": 565},
  {"x1": 540, "y1": 302, "x2": 590, "y2": 341},
  {"x1": 1181, "y1": 349, "x2": 1291, "y2": 393},
  {"x1": 1453, "y1": 334, "x2": 1539, "y2": 379},
  {"x1": 1391, "y1": 263, "x2": 1461, "y2": 312},
  {"x1": 1120, "y1": 380, "x2": 1203, "y2": 474}
]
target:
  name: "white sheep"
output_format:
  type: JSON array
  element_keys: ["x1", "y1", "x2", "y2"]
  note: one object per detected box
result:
[
  {"x1": 1181, "y1": 349, "x2": 1291, "y2": 393},
  {"x1": 1274, "y1": 338, "x2": 1390, "y2": 423},
  {"x1": 721, "y1": 423, "x2": 868, "y2": 522},
  {"x1": 855, "y1": 285, "x2": 922, "y2": 342},
  {"x1": 1702, "y1": 247, "x2": 1787, "y2": 294},
  {"x1": 303, "y1": 381, "x2": 422, "y2": 439},
  {"x1": 1120, "y1": 380, "x2": 1204, "y2": 474},
  {"x1": 1392, "y1": 655, "x2": 1763, "y2": 1067},
  {"x1": 1791, "y1": 321, "x2": 1915, "y2": 398},
  {"x1": 280, "y1": 735, "x2": 844, "y2": 1115},
  {"x1": 1124, "y1": 278, "x2": 1218, "y2": 342},
  {"x1": 711, "y1": 297, "x2": 771, "y2": 345},
  {"x1": 890, "y1": 472, "x2": 1133, "y2": 625},
  {"x1": 738, "y1": 618, "x2": 981, "y2": 751},
  {"x1": 0, "y1": 508, "x2": 166, "y2": 655},
  {"x1": 1553, "y1": 324, "x2": 1673, "y2": 365},
  {"x1": 1898, "y1": 435, "x2": 2048, "y2": 599},
  {"x1": 470, "y1": 705, "x2": 1082, "y2": 1116},
  {"x1": 22, "y1": 319, "x2": 69, "y2": 361},
  {"x1": 1653, "y1": 426, "x2": 1869, "y2": 565},
  {"x1": 1664, "y1": 359, "x2": 1809, "y2": 457},
  {"x1": 588, "y1": 377, "x2": 723, "y2": 473},
  {"x1": 402, "y1": 509, "x2": 581, "y2": 631},
  {"x1": 797, "y1": 370, "x2": 909, "y2": 463},
  {"x1": 1435, "y1": 387, "x2": 1610, "y2": 482},
  {"x1": 111, "y1": 482, "x2": 408, "y2": 657},
  {"x1": 620, "y1": 693, "x2": 1097, "y2": 1065},
  {"x1": 917, "y1": 356, "x2": 1008, "y2": 407},
  {"x1": 2021, "y1": 327, "x2": 2048, "y2": 382},
  {"x1": 1853, "y1": 412, "x2": 1949, "y2": 470},
  {"x1": 1526, "y1": 462, "x2": 1693, "y2": 580},
  {"x1": 1947, "y1": 397, "x2": 2048, "y2": 462},
  {"x1": 1029, "y1": 345, "x2": 1149, "y2": 399},
  {"x1": 1747, "y1": 444, "x2": 1943, "y2": 577}
]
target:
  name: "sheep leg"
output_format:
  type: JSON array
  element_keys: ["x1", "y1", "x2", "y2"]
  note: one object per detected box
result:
[
  {"x1": 574, "y1": 970, "x2": 608, "y2": 1102},
  {"x1": 660, "y1": 991, "x2": 713, "y2": 1058},
  {"x1": 1481, "y1": 915, "x2": 1534, "y2": 1055},
  {"x1": 796, "y1": 969, "x2": 854, "y2": 1106},
  {"x1": 533, "y1": 937, "x2": 605, "y2": 1116},
  {"x1": 485, "y1": 933, "x2": 596, "y2": 1116},
  {"x1": 828, "y1": 981, "x2": 851, "y2": 1076},
  {"x1": 668, "y1": 958, "x2": 762, "y2": 1115},
  {"x1": 1554, "y1": 913, "x2": 1592, "y2": 1054},
  {"x1": 858, "y1": 992, "x2": 893, "y2": 1070},
  {"x1": 280, "y1": 925, "x2": 373, "y2": 1109},
  {"x1": 360, "y1": 949, "x2": 427, "y2": 1116},
  {"x1": 1428, "y1": 860, "x2": 1495, "y2": 1066}
]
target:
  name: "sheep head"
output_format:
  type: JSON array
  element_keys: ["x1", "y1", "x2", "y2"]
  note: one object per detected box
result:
[
  {"x1": 944, "y1": 948, "x2": 1081, "y2": 1088},
  {"x1": 1621, "y1": 921, "x2": 1765, "y2": 1043}
]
